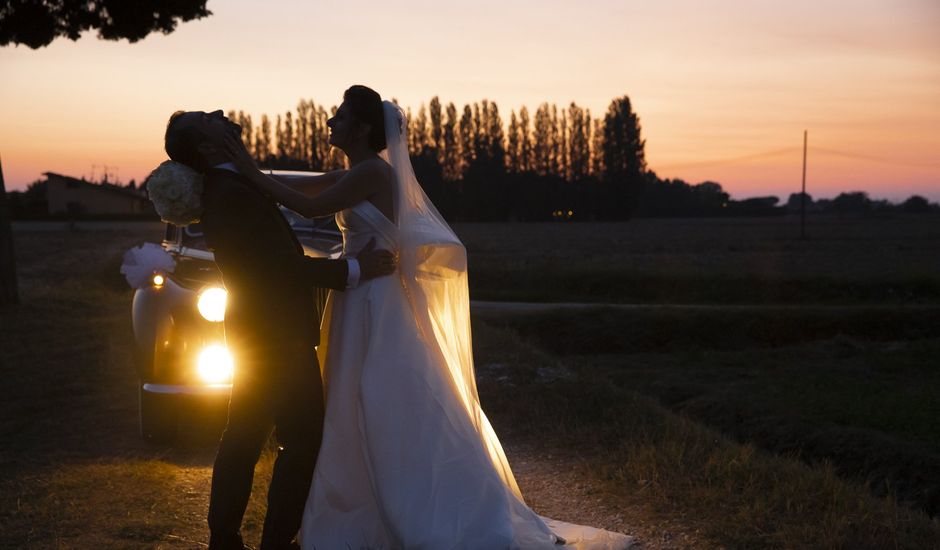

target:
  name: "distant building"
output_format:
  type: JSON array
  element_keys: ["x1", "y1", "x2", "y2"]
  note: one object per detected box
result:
[{"x1": 44, "y1": 172, "x2": 153, "y2": 216}]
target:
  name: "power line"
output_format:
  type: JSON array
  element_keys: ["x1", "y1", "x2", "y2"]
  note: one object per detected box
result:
[
  {"x1": 654, "y1": 147, "x2": 801, "y2": 171},
  {"x1": 653, "y1": 145, "x2": 940, "y2": 172},
  {"x1": 811, "y1": 147, "x2": 940, "y2": 169}
]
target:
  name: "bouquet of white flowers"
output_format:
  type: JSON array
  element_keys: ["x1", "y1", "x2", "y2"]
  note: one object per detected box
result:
[{"x1": 145, "y1": 160, "x2": 204, "y2": 226}]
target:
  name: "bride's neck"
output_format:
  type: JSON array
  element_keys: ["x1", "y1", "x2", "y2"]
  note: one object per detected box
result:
[{"x1": 344, "y1": 144, "x2": 378, "y2": 166}]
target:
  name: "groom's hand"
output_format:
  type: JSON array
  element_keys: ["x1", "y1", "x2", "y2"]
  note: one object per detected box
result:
[{"x1": 356, "y1": 238, "x2": 397, "y2": 280}]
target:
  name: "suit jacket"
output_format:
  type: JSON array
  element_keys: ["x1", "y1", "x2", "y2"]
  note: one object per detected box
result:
[{"x1": 199, "y1": 168, "x2": 346, "y2": 349}]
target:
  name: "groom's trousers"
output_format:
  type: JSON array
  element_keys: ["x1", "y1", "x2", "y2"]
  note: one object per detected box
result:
[{"x1": 207, "y1": 335, "x2": 325, "y2": 550}]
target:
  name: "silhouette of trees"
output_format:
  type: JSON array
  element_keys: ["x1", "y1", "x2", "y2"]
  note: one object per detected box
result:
[
  {"x1": 227, "y1": 93, "x2": 937, "y2": 222},
  {"x1": 567, "y1": 103, "x2": 590, "y2": 182},
  {"x1": 276, "y1": 114, "x2": 287, "y2": 163},
  {"x1": 532, "y1": 104, "x2": 553, "y2": 177},
  {"x1": 241, "y1": 94, "x2": 653, "y2": 220},
  {"x1": 441, "y1": 103, "x2": 460, "y2": 181},
  {"x1": 457, "y1": 105, "x2": 474, "y2": 180},
  {"x1": 256, "y1": 115, "x2": 273, "y2": 166},
  {"x1": 428, "y1": 97, "x2": 443, "y2": 155},
  {"x1": 507, "y1": 111, "x2": 521, "y2": 173},
  {"x1": 462, "y1": 101, "x2": 508, "y2": 220},
  {"x1": 831, "y1": 192, "x2": 873, "y2": 214},
  {"x1": 600, "y1": 96, "x2": 646, "y2": 219},
  {"x1": 0, "y1": 0, "x2": 211, "y2": 49},
  {"x1": 786, "y1": 192, "x2": 812, "y2": 212},
  {"x1": 519, "y1": 106, "x2": 532, "y2": 173},
  {"x1": 902, "y1": 195, "x2": 931, "y2": 213},
  {"x1": 590, "y1": 115, "x2": 605, "y2": 177}
]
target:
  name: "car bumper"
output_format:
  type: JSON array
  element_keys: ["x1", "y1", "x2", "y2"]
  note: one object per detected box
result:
[{"x1": 142, "y1": 383, "x2": 232, "y2": 396}]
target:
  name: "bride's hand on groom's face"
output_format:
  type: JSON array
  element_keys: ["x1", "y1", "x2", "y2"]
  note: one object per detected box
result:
[
  {"x1": 356, "y1": 237, "x2": 397, "y2": 280},
  {"x1": 222, "y1": 134, "x2": 258, "y2": 174}
]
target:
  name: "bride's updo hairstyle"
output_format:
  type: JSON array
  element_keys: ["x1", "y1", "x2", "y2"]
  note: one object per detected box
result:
[{"x1": 344, "y1": 85, "x2": 387, "y2": 152}]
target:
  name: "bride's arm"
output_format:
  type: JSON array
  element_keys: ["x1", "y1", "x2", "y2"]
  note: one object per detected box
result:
[
  {"x1": 224, "y1": 133, "x2": 386, "y2": 217},
  {"x1": 268, "y1": 169, "x2": 349, "y2": 197},
  {"x1": 289, "y1": 162, "x2": 387, "y2": 217},
  {"x1": 223, "y1": 134, "x2": 347, "y2": 199}
]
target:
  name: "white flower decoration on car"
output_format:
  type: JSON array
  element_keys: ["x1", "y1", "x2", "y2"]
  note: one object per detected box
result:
[
  {"x1": 146, "y1": 160, "x2": 204, "y2": 226},
  {"x1": 120, "y1": 242, "x2": 175, "y2": 289}
]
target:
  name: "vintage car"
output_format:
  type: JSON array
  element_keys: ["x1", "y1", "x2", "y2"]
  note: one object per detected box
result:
[{"x1": 131, "y1": 172, "x2": 342, "y2": 442}]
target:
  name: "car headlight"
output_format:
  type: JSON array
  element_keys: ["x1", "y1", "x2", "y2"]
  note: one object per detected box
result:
[
  {"x1": 198, "y1": 344, "x2": 234, "y2": 383},
  {"x1": 197, "y1": 287, "x2": 227, "y2": 322}
]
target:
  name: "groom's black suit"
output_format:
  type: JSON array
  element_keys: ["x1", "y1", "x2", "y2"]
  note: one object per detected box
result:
[{"x1": 199, "y1": 168, "x2": 347, "y2": 550}]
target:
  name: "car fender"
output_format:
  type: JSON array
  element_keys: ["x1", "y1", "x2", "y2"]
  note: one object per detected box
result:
[{"x1": 131, "y1": 277, "x2": 193, "y2": 378}]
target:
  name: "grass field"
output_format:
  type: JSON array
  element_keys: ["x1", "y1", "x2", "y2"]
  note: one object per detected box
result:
[
  {"x1": 458, "y1": 214, "x2": 940, "y2": 304},
  {"x1": 2, "y1": 215, "x2": 939, "y2": 548}
]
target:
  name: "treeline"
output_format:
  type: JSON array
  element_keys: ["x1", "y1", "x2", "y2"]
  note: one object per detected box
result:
[
  {"x1": 230, "y1": 95, "x2": 937, "y2": 221},
  {"x1": 6, "y1": 93, "x2": 936, "y2": 221},
  {"x1": 228, "y1": 95, "x2": 656, "y2": 221},
  {"x1": 785, "y1": 191, "x2": 938, "y2": 215}
]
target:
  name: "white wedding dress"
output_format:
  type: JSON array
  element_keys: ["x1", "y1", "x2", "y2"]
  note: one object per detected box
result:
[{"x1": 298, "y1": 102, "x2": 633, "y2": 550}]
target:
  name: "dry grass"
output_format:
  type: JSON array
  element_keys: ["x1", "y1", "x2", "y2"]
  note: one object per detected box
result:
[
  {"x1": 476, "y1": 304, "x2": 940, "y2": 516},
  {"x1": 473, "y1": 322, "x2": 940, "y2": 549},
  {"x1": 455, "y1": 215, "x2": 940, "y2": 304},
  {"x1": 4, "y1": 219, "x2": 940, "y2": 548}
]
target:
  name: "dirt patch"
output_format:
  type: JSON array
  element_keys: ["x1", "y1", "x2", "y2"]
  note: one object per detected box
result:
[{"x1": 507, "y1": 441, "x2": 710, "y2": 549}]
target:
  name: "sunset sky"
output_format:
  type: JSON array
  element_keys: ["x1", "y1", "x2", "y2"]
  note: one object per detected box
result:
[{"x1": 1, "y1": 0, "x2": 938, "y2": 201}]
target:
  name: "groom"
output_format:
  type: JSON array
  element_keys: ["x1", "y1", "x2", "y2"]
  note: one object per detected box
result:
[{"x1": 164, "y1": 110, "x2": 395, "y2": 550}]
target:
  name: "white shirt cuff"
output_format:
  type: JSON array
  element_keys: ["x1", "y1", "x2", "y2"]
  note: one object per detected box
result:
[{"x1": 346, "y1": 258, "x2": 361, "y2": 289}]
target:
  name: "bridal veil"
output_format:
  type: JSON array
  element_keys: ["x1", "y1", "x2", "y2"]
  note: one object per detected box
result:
[{"x1": 379, "y1": 100, "x2": 525, "y2": 500}]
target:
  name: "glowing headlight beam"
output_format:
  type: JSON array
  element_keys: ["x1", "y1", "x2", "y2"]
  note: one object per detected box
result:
[
  {"x1": 197, "y1": 287, "x2": 227, "y2": 322},
  {"x1": 198, "y1": 345, "x2": 234, "y2": 384}
]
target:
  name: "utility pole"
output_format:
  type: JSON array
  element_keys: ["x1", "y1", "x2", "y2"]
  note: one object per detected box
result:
[
  {"x1": 800, "y1": 130, "x2": 808, "y2": 239},
  {"x1": 0, "y1": 154, "x2": 19, "y2": 306}
]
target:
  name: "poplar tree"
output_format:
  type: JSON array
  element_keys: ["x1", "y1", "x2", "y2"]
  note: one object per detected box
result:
[
  {"x1": 428, "y1": 97, "x2": 443, "y2": 154},
  {"x1": 296, "y1": 100, "x2": 310, "y2": 167},
  {"x1": 549, "y1": 104, "x2": 560, "y2": 176},
  {"x1": 414, "y1": 104, "x2": 429, "y2": 153},
  {"x1": 283, "y1": 111, "x2": 295, "y2": 162},
  {"x1": 256, "y1": 114, "x2": 272, "y2": 165},
  {"x1": 309, "y1": 103, "x2": 323, "y2": 171},
  {"x1": 559, "y1": 108, "x2": 569, "y2": 181},
  {"x1": 567, "y1": 103, "x2": 589, "y2": 181},
  {"x1": 472, "y1": 102, "x2": 485, "y2": 160},
  {"x1": 507, "y1": 111, "x2": 520, "y2": 173},
  {"x1": 602, "y1": 96, "x2": 646, "y2": 217},
  {"x1": 590, "y1": 115, "x2": 605, "y2": 176},
  {"x1": 519, "y1": 106, "x2": 532, "y2": 173},
  {"x1": 458, "y1": 105, "x2": 474, "y2": 177},
  {"x1": 312, "y1": 104, "x2": 332, "y2": 171},
  {"x1": 485, "y1": 101, "x2": 505, "y2": 167},
  {"x1": 442, "y1": 102, "x2": 460, "y2": 181},
  {"x1": 239, "y1": 111, "x2": 255, "y2": 160},
  {"x1": 533, "y1": 103, "x2": 552, "y2": 176},
  {"x1": 275, "y1": 114, "x2": 287, "y2": 161},
  {"x1": 405, "y1": 107, "x2": 417, "y2": 155}
]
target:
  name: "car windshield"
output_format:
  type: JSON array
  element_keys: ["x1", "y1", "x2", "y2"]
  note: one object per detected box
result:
[{"x1": 179, "y1": 224, "x2": 207, "y2": 249}]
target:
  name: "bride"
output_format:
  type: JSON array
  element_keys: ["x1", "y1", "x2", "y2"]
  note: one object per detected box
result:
[{"x1": 225, "y1": 85, "x2": 632, "y2": 549}]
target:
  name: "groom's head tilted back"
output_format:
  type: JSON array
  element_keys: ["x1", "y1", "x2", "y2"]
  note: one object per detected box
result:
[{"x1": 164, "y1": 110, "x2": 242, "y2": 173}]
